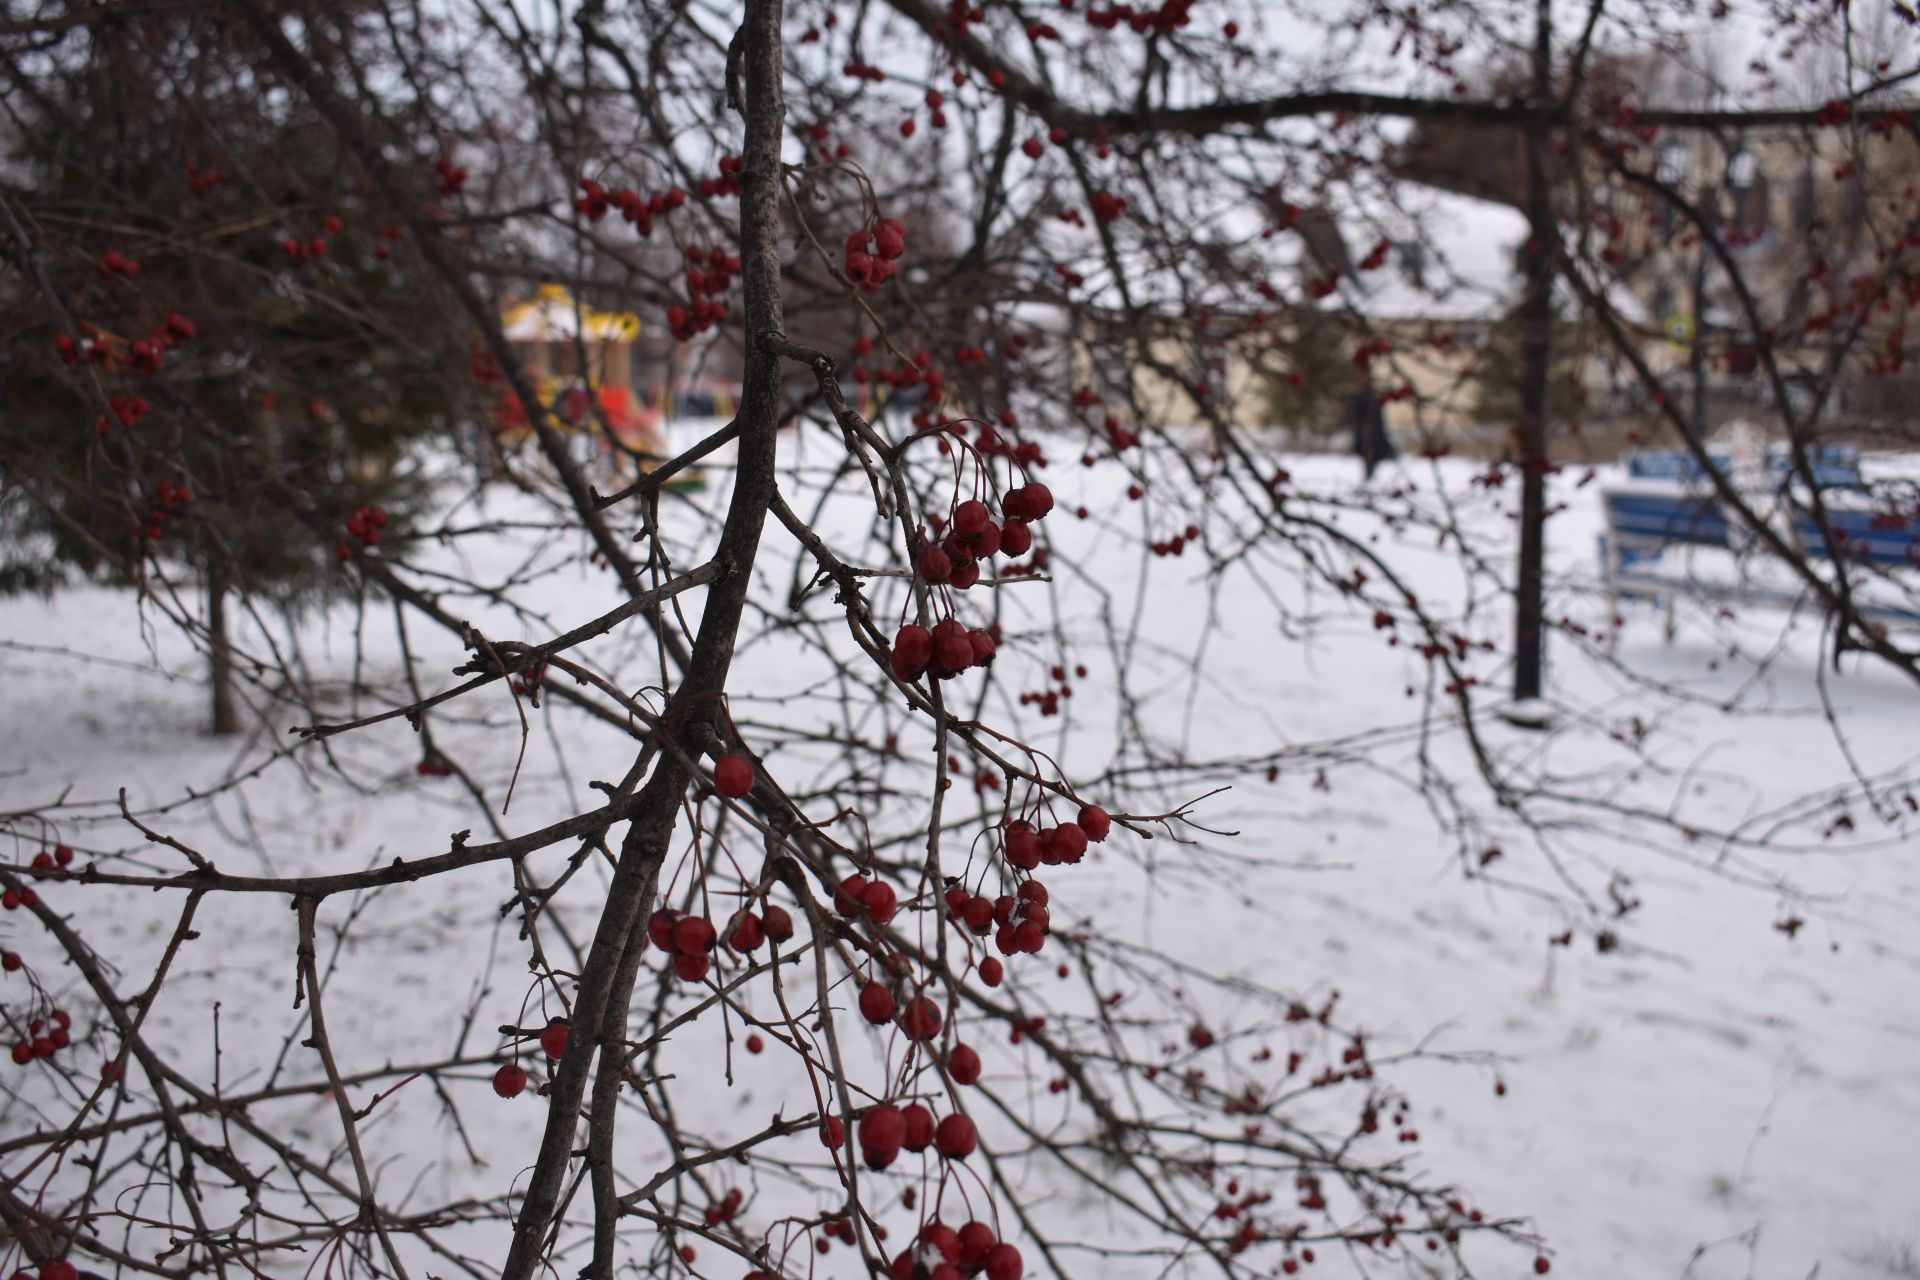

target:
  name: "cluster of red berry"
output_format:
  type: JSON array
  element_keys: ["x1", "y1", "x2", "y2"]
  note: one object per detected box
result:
[
  {"x1": 889, "y1": 485, "x2": 1054, "y2": 681},
  {"x1": 574, "y1": 176, "x2": 688, "y2": 236},
  {"x1": 434, "y1": 154, "x2": 468, "y2": 196},
  {"x1": 666, "y1": 246, "x2": 741, "y2": 342},
  {"x1": 281, "y1": 214, "x2": 346, "y2": 263},
  {"x1": 99, "y1": 392, "x2": 150, "y2": 436},
  {"x1": 185, "y1": 159, "x2": 229, "y2": 193},
  {"x1": 883, "y1": 1218, "x2": 1025, "y2": 1280},
  {"x1": 696, "y1": 154, "x2": 744, "y2": 200},
  {"x1": 8, "y1": 1008, "x2": 74, "y2": 1067},
  {"x1": 844, "y1": 217, "x2": 907, "y2": 292},
  {"x1": 138, "y1": 480, "x2": 193, "y2": 543},
  {"x1": 336, "y1": 504, "x2": 388, "y2": 561}
]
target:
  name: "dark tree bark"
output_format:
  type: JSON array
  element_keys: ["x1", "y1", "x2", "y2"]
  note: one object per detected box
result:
[{"x1": 206, "y1": 560, "x2": 239, "y2": 736}]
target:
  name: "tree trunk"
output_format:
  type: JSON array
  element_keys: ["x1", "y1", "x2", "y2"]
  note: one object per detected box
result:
[{"x1": 207, "y1": 561, "x2": 240, "y2": 735}]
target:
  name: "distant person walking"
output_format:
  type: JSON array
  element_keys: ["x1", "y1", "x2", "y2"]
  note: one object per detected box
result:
[{"x1": 1350, "y1": 381, "x2": 1395, "y2": 481}]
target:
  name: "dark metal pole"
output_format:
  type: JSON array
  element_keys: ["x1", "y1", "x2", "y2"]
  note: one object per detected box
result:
[{"x1": 1513, "y1": 0, "x2": 1555, "y2": 706}]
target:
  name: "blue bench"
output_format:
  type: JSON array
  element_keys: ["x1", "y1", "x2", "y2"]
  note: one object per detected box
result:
[{"x1": 1599, "y1": 448, "x2": 1920, "y2": 640}]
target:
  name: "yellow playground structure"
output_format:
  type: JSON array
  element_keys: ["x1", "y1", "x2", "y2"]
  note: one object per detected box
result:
[{"x1": 492, "y1": 284, "x2": 718, "y2": 488}]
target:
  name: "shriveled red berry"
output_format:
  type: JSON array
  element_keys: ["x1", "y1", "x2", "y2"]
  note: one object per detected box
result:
[
  {"x1": 713, "y1": 753, "x2": 753, "y2": 797},
  {"x1": 492, "y1": 1063, "x2": 528, "y2": 1097}
]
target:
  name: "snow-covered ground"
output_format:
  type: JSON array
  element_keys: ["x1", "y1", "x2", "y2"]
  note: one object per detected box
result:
[{"x1": 2, "y1": 440, "x2": 1916, "y2": 1279}]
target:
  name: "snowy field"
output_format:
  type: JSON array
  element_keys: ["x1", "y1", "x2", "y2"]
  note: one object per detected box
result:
[{"x1": 2, "y1": 436, "x2": 1917, "y2": 1279}]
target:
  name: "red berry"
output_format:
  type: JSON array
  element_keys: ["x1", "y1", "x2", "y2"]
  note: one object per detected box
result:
[
  {"x1": 10, "y1": 1043, "x2": 31, "y2": 1066},
  {"x1": 859, "y1": 1103, "x2": 905, "y2": 1161},
  {"x1": 978, "y1": 957, "x2": 1004, "y2": 986},
  {"x1": 492, "y1": 1063, "x2": 527, "y2": 1097},
  {"x1": 900, "y1": 995, "x2": 943, "y2": 1040},
  {"x1": 920, "y1": 1223, "x2": 963, "y2": 1263},
  {"x1": 746, "y1": 1034, "x2": 765, "y2": 1053},
  {"x1": 1046, "y1": 822, "x2": 1088, "y2": 862},
  {"x1": 672, "y1": 951, "x2": 712, "y2": 982},
  {"x1": 856, "y1": 881, "x2": 895, "y2": 926},
  {"x1": 1, "y1": 953, "x2": 19, "y2": 973},
  {"x1": 31, "y1": 853, "x2": 52, "y2": 870},
  {"x1": 953, "y1": 499, "x2": 991, "y2": 535},
  {"x1": 729, "y1": 910, "x2": 766, "y2": 951},
  {"x1": 967, "y1": 630, "x2": 997, "y2": 666},
  {"x1": 53, "y1": 845, "x2": 73, "y2": 866},
  {"x1": 761, "y1": 904, "x2": 795, "y2": 942},
  {"x1": 1016, "y1": 483, "x2": 1054, "y2": 520},
  {"x1": 858, "y1": 982, "x2": 897, "y2": 1024},
  {"x1": 932, "y1": 619, "x2": 973, "y2": 672},
  {"x1": 959, "y1": 1222, "x2": 997, "y2": 1269},
  {"x1": 901, "y1": 1102, "x2": 935, "y2": 1150},
  {"x1": 984, "y1": 1242, "x2": 1024, "y2": 1280},
  {"x1": 1534, "y1": 1260, "x2": 1551, "y2": 1275},
  {"x1": 39, "y1": 1264, "x2": 79, "y2": 1280},
  {"x1": 893, "y1": 624, "x2": 933, "y2": 679},
  {"x1": 999, "y1": 518, "x2": 1032, "y2": 557},
  {"x1": 934, "y1": 1112, "x2": 977, "y2": 1158},
  {"x1": 713, "y1": 753, "x2": 753, "y2": 797},
  {"x1": 647, "y1": 909, "x2": 680, "y2": 951},
  {"x1": 918, "y1": 544, "x2": 954, "y2": 583},
  {"x1": 539, "y1": 1020, "x2": 569, "y2": 1059},
  {"x1": 672, "y1": 916, "x2": 717, "y2": 954},
  {"x1": 947, "y1": 1043, "x2": 982, "y2": 1085},
  {"x1": 1005, "y1": 821, "x2": 1042, "y2": 869},
  {"x1": 1078, "y1": 805, "x2": 1111, "y2": 841},
  {"x1": 819, "y1": 1116, "x2": 845, "y2": 1147},
  {"x1": 834, "y1": 874, "x2": 869, "y2": 917}
]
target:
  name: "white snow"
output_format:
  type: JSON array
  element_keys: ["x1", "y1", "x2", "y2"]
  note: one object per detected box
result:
[{"x1": 2, "y1": 440, "x2": 1916, "y2": 1279}]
